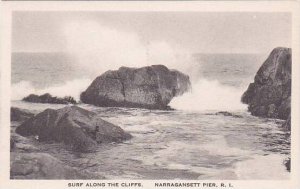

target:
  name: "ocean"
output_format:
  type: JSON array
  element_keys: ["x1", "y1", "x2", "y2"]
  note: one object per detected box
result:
[{"x1": 11, "y1": 52, "x2": 290, "y2": 179}]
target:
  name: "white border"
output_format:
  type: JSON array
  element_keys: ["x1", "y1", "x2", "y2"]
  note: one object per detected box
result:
[{"x1": 1, "y1": 1, "x2": 300, "y2": 189}]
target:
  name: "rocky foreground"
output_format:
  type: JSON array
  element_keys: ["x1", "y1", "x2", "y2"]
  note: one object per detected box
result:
[
  {"x1": 10, "y1": 106, "x2": 132, "y2": 179},
  {"x1": 242, "y1": 47, "x2": 291, "y2": 131},
  {"x1": 16, "y1": 106, "x2": 132, "y2": 152},
  {"x1": 10, "y1": 133, "x2": 103, "y2": 180},
  {"x1": 80, "y1": 65, "x2": 191, "y2": 109}
]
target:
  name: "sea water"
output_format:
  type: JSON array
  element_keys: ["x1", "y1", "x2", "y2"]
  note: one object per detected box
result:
[{"x1": 11, "y1": 52, "x2": 290, "y2": 179}]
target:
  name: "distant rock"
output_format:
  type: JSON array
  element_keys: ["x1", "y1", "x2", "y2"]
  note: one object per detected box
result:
[
  {"x1": 10, "y1": 152, "x2": 104, "y2": 179},
  {"x1": 23, "y1": 93, "x2": 77, "y2": 104},
  {"x1": 215, "y1": 111, "x2": 242, "y2": 118},
  {"x1": 80, "y1": 65, "x2": 191, "y2": 109},
  {"x1": 242, "y1": 47, "x2": 291, "y2": 120},
  {"x1": 11, "y1": 107, "x2": 34, "y2": 122},
  {"x1": 16, "y1": 106, "x2": 132, "y2": 152}
]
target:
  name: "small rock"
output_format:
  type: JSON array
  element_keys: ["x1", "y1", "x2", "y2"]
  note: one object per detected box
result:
[
  {"x1": 23, "y1": 93, "x2": 77, "y2": 104},
  {"x1": 215, "y1": 111, "x2": 242, "y2": 118}
]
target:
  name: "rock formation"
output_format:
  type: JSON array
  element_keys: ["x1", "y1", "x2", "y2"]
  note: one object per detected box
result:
[
  {"x1": 23, "y1": 93, "x2": 77, "y2": 104},
  {"x1": 242, "y1": 47, "x2": 291, "y2": 122},
  {"x1": 80, "y1": 65, "x2": 191, "y2": 109},
  {"x1": 11, "y1": 107, "x2": 34, "y2": 122},
  {"x1": 11, "y1": 152, "x2": 103, "y2": 179},
  {"x1": 16, "y1": 106, "x2": 131, "y2": 152}
]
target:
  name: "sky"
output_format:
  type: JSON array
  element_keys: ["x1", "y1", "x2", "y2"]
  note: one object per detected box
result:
[{"x1": 12, "y1": 11, "x2": 291, "y2": 54}]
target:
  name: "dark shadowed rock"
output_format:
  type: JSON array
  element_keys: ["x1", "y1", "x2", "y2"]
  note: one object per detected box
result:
[
  {"x1": 23, "y1": 93, "x2": 77, "y2": 104},
  {"x1": 282, "y1": 115, "x2": 291, "y2": 131},
  {"x1": 10, "y1": 152, "x2": 104, "y2": 179},
  {"x1": 284, "y1": 158, "x2": 291, "y2": 172},
  {"x1": 16, "y1": 106, "x2": 131, "y2": 152},
  {"x1": 242, "y1": 47, "x2": 291, "y2": 120},
  {"x1": 80, "y1": 65, "x2": 191, "y2": 109},
  {"x1": 215, "y1": 111, "x2": 242, "y2": 118},
  {"x1": 11, "y1": 133, "x2": 39, "y2": 153},
  {"x1": 10, "y1": 138, "x2": 15, "y2": 151},
  {"x1": 11, "y1": 107, "x2": 34, "y2": 122}
]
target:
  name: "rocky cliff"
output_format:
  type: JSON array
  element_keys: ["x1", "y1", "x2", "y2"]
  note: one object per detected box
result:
[
  {"x1": 80, "y1": 65, "x2": 191, "y2": 109},
  {"x1": 242, "y1": 47, "x2": 291, "y2": 122}
]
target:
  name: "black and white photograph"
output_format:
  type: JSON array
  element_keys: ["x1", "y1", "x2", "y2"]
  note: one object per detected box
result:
[{"x1": 1, "y1": 1, "x2": 300, "y2": 188}]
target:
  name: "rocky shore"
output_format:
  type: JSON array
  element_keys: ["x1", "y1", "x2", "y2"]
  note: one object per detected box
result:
[
  {"x1": 10, "y1": 64, "x2": 191, "y2": 179},
  {"x1": 10, "y1": 106, "x2": 131, "y2": 179},
  {"x1": 10, "y1": 133, "x2": 104, "y2": 180},
  {"x1": 10, "y1": 59, "x2": 292, "y2": 178},
  {"x1": 241, "y1": 47, "x2": 291, "y2": 171}
]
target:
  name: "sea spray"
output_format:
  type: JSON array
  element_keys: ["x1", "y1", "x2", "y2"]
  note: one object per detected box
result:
[
  {"x1": 11, "y1": 78, "x2": 91, "y2": 101},
  {"x1": 170, "y1": 79, "x2": 247, "y2": 111},
  {"x1": 62, "y1": 21, "x2": 200, "y2": 79}
]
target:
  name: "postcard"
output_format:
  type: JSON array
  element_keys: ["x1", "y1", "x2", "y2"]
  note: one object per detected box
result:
[{"x1": 0, "y1": 1, "x2": 299, "y2": 189}]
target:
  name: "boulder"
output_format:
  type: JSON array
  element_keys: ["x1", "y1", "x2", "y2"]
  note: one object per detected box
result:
[
  {"x1": 10, "y1": 152, "x2": 104, "y2": 179},
  {"x1": 16, "y1": 106, "x2": 131, "y2": 152},
  {"x1": 242, "y1": 47, "x2": 291, "y2": 120},
  {"x1": 80, "y1": 65, "x2": 191, "y2": 109},
  {"x1": 23, "y1": 93, "x2": 77, "y2": 104},
  {"x1": 11, "y1": 107, "x2": 34, "y2": 122}
]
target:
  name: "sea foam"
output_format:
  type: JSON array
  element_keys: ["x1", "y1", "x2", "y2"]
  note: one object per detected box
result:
[
  {"x1": 170, "y1": 79, "x2": 248, "y2": 111},
  {"x1": 11, "y1": 78, "x2": 91, "y2": 101}
]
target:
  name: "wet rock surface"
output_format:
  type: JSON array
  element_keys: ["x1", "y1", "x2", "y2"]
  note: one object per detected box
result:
[
  {"x1": 16, "y1": 106, "x2": 132, "y2": 152},
  {"x1": 242, "y1": 47, "x2": 291, "y2": 120},
  {"x1": 11, "y1": 107, "x2": 34, "y2": 122},
  {"x1": 80, "y1": 65, "x2": 191, "y2": 109},
  {"x1": 10, "y1": 152, "x2": 103, "y2": 179}
]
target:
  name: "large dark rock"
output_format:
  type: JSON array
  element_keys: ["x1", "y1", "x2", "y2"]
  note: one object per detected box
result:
[
  {"x1": 242, "y1": 47, "x2": 291, "y2": 120},
  {"x1": 80, "y1": 65, "x2": 191, "y2": 109},
  {"x1": 23, "y1": 93, "x2": 77, "y2": 104},
  {"x1": 10, "y1": 152, "x2": 104, "y2": 179},
  {"x1": 11, "y1": 107, "x2": 34, "y2": 122},
  {"x1": 15, "y1": 106, "x2": 131, "y2": 152}
]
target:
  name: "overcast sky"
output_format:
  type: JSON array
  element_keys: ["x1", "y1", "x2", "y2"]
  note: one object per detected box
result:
[{"x1": 12, "y1": 11, "x2": 291, "y2": 54}]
